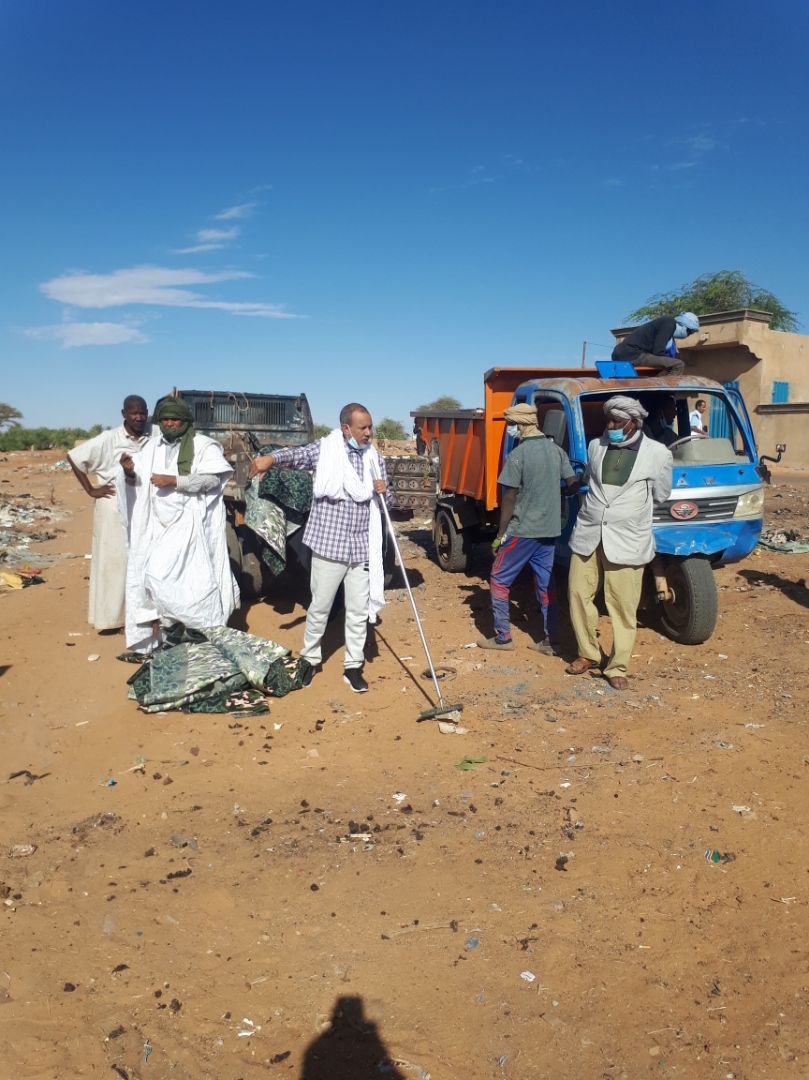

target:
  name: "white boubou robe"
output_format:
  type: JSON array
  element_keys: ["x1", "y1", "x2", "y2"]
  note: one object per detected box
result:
[
  {"x1": 67, "y1": 425, "x2": 151, "y2": 629},
  {"x1": 569, "y1": 434, "x2": 673, "y2": 566},
  {"x1": 117, "y1": 433, "x2": 240, "y2": 650}
]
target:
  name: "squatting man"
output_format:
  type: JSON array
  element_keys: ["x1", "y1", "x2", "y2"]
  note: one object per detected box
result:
[{"x1": 249, "y1": 403, "x2": 390, "y2": 694}]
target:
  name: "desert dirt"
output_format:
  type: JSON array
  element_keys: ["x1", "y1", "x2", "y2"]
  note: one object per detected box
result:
[{"x1": 1, "y1": 450, "x2": 809, "y2": 1080}]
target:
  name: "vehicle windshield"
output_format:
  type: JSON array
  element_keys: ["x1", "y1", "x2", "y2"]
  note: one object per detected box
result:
[{"x1": 574, "y1": 390, "x2": 751, "y2": 465}]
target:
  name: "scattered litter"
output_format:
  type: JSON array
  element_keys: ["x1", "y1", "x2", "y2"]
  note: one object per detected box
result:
[
  {"x1": 591, "y1": 746, "x2": 611, "y2": 754},
  {"x1": 398, "y1": 656, "x2": 413, "y2": 661},
  {"x1": 169, "y1": 832, "x2": 199, "y2": 851},
  {"x1": 520, "y1": 971, "x2": 536, "y2": 983},
  {"x1": 732, "y1": 805, "x2": 751, "y2": 814},
  {"x1": 8, "y1": 844, "x2": 36, "y2": 858},
  {"x1": 716, "y1": 741, "x2": 733, "y2": 749},
  {"x1": 498, "y1": 1054, "x2": 508, "y2": 1066},
  {"x1": 273, "y1": 723, "x2": 283, "y2": 730},
  {"x1": 718, "y1": 653, "x2": 728, "y2": 659},
  {"x1": 143, "y1": 1039, "x2": 152, "y2": 1065},
  {"x1": 455, "y1": 756, "x2": 487, "y2": 771},
  {"x1": 464, "y1": 937, "x2": 480, "y2": 950},
  {"x1": 478, "y1": 989, "x2": 484, "y2": 1002},
  {"x1": 87, "y1": 654, "x2": 100, "y2": 662},
  {"x1": 462, "y1": 643, "x2": 478, "y2": 649},
  {"x1": 705, "y1": 850, "x2": 736, "y2": 865},
  {"x1": 438, "y1": 721, "x2": 468, "y2": 735},
  {"x1": 745, "y1": 723, "x2": 765, "y2": 729},
  {"x1": 772, "y1": 897, "x2": 798, "y2": 905},
  {"x1": 392, "y1": 792, "x2": 407, "y2": 802},
  {"x1": 559, "y1": 782, "x2": 571, "y2": 789}
]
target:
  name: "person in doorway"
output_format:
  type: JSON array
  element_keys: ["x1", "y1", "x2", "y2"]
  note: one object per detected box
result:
[
  {"x1": 645, "y1": 395, "x2": 679, "y2": 447},
  {"x1": 690, "y1": 398, "x2": 708, "y2": 434},
  {"x1": 566, "y1": 396, "x2": 672, "y2": 690},
  {"x1": 117, "y1": 397, "x2": 239, "y2": 652},
  {"x1": 67, "y1": 395, "x2": 151, "y2": 633},
  {"x1": 612, "y1": 313, "x2": 700, "y2": 376},
  {"x1": 248, "y1": 403, "x2": 389, "y2": 693},
  {"x1": 478, "y1": 403, "x2": 579, "y2": 654}
]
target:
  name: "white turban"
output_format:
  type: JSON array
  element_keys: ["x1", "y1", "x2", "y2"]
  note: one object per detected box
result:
[{"x1": 603, "y1": 396, "x2": 648, "y2": 423}]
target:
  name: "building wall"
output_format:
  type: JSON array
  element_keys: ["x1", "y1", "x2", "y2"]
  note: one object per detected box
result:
[{"x1": 611, "y1": 311, "x2": 809, "y2": 468}]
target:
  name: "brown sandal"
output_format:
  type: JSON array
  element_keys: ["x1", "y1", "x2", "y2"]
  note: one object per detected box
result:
[{"x1": 565, "y1": 657, "x2": 600, "y2": 676}]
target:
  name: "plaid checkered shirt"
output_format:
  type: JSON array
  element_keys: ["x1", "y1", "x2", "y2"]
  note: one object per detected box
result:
[{"x1": 270, "y1": 439, "x2": 390, "y2": 563}]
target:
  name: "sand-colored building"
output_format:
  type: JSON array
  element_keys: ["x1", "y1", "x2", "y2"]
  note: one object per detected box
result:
[{"x1": 611, "y1": 310, "x2": 809, "y2": 469}]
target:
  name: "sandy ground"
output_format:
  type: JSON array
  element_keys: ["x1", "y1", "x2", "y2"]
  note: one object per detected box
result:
[{"x1": 1, "y1": 449, "x2": 809, "y2": 1080}]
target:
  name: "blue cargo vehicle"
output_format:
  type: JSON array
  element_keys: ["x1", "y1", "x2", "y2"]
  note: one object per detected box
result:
[{"x1": 413, "y1": 367, "x2": 783, "y2": 645}]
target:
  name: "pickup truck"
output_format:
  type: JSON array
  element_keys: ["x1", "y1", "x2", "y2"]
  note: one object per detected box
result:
[
  {"x1": 412, "y1": 366, "x2": 777, "y2": 645},
  {"x1": 164, "y1": 389, "x2": 404, "y2": 598}
]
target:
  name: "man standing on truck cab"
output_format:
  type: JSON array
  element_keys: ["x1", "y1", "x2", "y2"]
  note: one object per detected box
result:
[
  {"x1": 566, "y1": 396, "x2": 673, "y2": 690},
  {"x1": 612, "y1": 312, "x2": 700, "y2": 376},
  {"x1": 248, "y1": 404, "x2": 389, "y2": 694},
  {"x1": 478, "y1": 403, "x2": 579, "y2": 655}
]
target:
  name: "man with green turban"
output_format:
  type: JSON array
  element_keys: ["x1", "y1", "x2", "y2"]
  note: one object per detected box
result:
[{"x1": 116, "y1": 395, "x2": 239, "y2": 651}]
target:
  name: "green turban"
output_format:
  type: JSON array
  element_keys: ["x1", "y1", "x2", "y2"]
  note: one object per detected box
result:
[{"x1": 153, "y1": 398, "x2": 195, "y2": 476}]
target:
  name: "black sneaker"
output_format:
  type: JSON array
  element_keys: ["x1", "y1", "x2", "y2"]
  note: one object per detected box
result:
[
  {"x1": 343, "y1": 668, "x2": 369, "y2": 693},
  {"x1": 301, "y1": 664, "x2": 317, "y2": 688}
]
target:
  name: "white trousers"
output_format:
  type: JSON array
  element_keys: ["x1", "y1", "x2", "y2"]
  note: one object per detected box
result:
[{"x1": 301, "y1": 554, "x2": 369, "y2": 669}]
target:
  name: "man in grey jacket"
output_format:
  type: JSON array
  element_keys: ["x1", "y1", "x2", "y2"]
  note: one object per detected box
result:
[{"x1": 566, "y1": 396, "x2": 672, "y2": 689}]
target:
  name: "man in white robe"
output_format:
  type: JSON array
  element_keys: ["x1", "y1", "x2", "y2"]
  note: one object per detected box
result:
[
  {"x1": 117, "y1": 397, "x2": 239, "y2": 652},
  {"x1": 67, "y1": 396, "x2": 151, "y2": 632}
]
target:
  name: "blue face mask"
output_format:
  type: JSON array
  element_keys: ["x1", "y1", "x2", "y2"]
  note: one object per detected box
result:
[
  {"x1": 347, "y1": 436, "x2": 369, "y2": 451},
  {"x1": 608, "y1": 427, "x2": 628, "y2": 444}
]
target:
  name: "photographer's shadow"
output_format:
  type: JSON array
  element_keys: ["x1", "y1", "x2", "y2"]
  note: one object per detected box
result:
[{"x1": 300, "y1": 995, "x2": 408, "y2": 1079}]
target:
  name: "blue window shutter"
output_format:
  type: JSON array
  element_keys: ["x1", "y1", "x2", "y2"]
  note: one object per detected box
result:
[
  {"x1": 708, "y1": 382, "x2": 739, "y2": 441},
  {"x1": 772, "y1": 381, "x2": 790, "y2": 404}
]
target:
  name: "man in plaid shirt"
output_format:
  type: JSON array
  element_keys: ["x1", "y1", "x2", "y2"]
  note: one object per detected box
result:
[{"x1": 249, "y1": 403, "x2": 389, "y2": 693}]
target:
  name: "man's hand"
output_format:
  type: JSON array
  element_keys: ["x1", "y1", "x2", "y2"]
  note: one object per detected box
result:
[
  {"x1": 372, "y1": 479, "x2": 387, "y2": 495},
  {"x1": 120, "y1": 452, "x2": 135, "y2": 476},
  {"x1": 249, "y1": 454, "x2": 274, "y2": 480},
  {"x1": 90, "y1": 483, "x2": 116, "y2": 500},
  {"x1": 492, "y1": 535, "x2": 503, "y2": 555},
  {"x1": 151, "y1": 474, "x2": 177, "y2": 489}
]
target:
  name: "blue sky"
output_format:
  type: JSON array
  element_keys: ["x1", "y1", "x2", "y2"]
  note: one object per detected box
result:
[{"x1": 2, "y1": 0, "x2": 807, "y2": 430}]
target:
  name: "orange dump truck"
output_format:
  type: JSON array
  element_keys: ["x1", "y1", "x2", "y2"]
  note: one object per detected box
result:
[{"x1": 413, "y1": 365, "x2": 772, "y2": 645}]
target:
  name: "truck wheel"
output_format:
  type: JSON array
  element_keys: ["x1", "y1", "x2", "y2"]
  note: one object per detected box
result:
[
  {"x1": 658, "y1": 557, "x2": 718, "y2": 644},
  {"x1": 434, "y1": 508, "x2": 468, "y2": 572},
  {"x1": 235, "y1": 526, "x2": 266, "y2": 601}
]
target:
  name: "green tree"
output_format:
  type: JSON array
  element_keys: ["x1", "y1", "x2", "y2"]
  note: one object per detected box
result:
[
  {"x1": 625, "y1": 271, "x2": 799, "y2": 332},
  {"x1": 417, "y1": 394, "x2": 462, "y2": 410},
  {"x1": 0, "y1": 403, "x2": 23, "y2": 430},
  {"x1": 313, "y1": 423, "x2": 332, "y2": 438},
  {"x1": 374, "y1": 417, "x2": 408, "y2": 440}
]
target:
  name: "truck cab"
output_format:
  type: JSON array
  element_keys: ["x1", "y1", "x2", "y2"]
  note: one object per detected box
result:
[{"x1": 510, "y1": 373, "x2": 763, "y2": 643}]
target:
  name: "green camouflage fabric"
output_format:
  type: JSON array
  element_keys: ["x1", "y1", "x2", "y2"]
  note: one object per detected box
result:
[
  {"x1": 245, "y1": 441, "x2": 313, "y2": 575},
  {"x1": 126, "y1": 626, "x2": 311, "y2": 714}
]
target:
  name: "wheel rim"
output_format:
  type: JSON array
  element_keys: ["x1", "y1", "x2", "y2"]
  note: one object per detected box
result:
[
  {"x1": 661, "y1": 565, "x2": 689, "y2": 631},
  {"x1": 436, "y1": 515, "x2": 452, "y2": 564}
]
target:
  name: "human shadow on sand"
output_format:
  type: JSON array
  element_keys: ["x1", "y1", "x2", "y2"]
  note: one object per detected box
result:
[{"x1": 299, "y1": 995, "x2": 411, "y2": 1080}]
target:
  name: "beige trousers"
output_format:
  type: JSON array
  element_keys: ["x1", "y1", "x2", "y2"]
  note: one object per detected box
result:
[{"x1": 568, "y1": 545, "x2": 644, "y2": 678}]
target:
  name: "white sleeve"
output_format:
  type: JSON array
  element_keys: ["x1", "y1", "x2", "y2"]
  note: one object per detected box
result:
[{"x1": 176, "y1": 473, "x2": 219, "y2": 494}]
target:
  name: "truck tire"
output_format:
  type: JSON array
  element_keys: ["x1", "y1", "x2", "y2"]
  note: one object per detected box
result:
[
  {"x1": 226, "y1": 522, "x2": 242, "y2": 582},
  {"x1": 434, "y1": 508, "x2": 468, "y2": 573},
  {"x1": 657, "y1": 556, "x2": 718, "y2": 645}
]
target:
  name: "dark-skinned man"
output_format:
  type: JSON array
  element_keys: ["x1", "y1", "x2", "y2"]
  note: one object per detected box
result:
[
  {"x1": 478, "y1": 403, "x2": 579, "y2": 655},
  {"x1": 117, "y1": 397, "x2": 238, "y2": 653},
  {"x1": 249, "y1": 403, "x2": 389, "y2": 693},
  {"x1": 566, "y1": 396, "x2": 672, "y2": 690},
  {"x1": 67, "y1": 395, "x2": 151, "y2": 633},
  {"x1": 612, "y1": 312, "x2": 700, "y2": 376}
]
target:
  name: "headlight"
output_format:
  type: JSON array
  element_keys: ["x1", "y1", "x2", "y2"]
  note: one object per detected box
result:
[{"x1": 733, "y1": 488, "x2": 764, "y2": 518}]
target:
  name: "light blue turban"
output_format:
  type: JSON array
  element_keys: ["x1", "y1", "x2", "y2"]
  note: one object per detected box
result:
[{"x1": 673, "y1": 312, "x2": 700, "y2": 338}]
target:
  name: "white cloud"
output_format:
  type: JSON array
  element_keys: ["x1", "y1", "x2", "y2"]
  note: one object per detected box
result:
[
  {"x1": 174, "y1": 226, "x2": 240, "y2": 253},
  {"x1": 197, "y1": 227, "x2": 240, "y2": 242},
  {"x1": 24, "y1": 321, "x2": 148, "y2": 348},
  {"x1": 40, "y1": 266, "x2": 299, "y2": 319},
  {"x1": 215, "y1": 202, "x2": 257, "y2": 220}
]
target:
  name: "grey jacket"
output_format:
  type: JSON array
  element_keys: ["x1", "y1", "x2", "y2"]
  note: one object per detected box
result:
[{"x1": 569, "y1": 435, "x2": 673, "y2": 566}]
